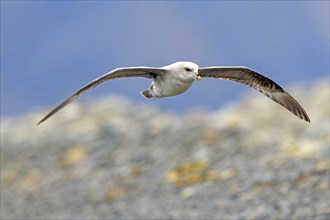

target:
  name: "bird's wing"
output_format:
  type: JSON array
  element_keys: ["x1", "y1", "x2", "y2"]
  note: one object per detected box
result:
[
  {"x1": 37, "y1": 67, "x2": 166, "y2": 125},
  {"x1": 198, "y1": 67, "x2": 310, "y2": 122}
]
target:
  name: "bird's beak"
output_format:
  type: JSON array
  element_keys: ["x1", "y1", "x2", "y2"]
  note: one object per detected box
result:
[{"x1": 194, "y1": 72, "x2": 202, "y2": 81}]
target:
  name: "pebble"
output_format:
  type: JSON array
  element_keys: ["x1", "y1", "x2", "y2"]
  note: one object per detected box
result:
[{"x1": 1, "y1": 80, "x2": 329, "y2": 219}]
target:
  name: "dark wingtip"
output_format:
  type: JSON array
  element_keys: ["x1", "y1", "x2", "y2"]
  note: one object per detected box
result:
[
  {"x1": 36, "y1": 112, "x2": 53, "y2": 126},
  {"x1": 36, "y1": 118, "x2": 45, "y2": 126},
  {"x1": 302, "y1": 113, "x2": 311, "y2": 123}
]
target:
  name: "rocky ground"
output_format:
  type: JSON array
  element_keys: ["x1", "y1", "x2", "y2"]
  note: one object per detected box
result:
[{"x1": 1, "y1": 79, "x2": 329, "y2": 219}]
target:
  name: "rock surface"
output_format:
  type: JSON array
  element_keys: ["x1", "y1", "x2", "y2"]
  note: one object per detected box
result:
[{"x1": 1, "y1": 80, "x2": 329, "y2": 219}]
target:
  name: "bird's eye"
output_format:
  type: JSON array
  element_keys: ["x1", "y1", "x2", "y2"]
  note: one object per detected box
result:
[{"x1": 185, "y1": 68, "x2": 192, "y2": 72}]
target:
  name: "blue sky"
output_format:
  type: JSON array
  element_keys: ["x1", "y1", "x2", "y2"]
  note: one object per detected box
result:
[{"x1": 1, "y1": 1, "x2": 329, "y2": 117}]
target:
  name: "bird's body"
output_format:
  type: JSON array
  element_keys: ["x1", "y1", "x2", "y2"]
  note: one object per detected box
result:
[
  {"x1": 37, "y1": 61, "x2": 310, "y2": 125},
  {"x1": 141, "y1": 62, "x2": 199, "y2": 98}
]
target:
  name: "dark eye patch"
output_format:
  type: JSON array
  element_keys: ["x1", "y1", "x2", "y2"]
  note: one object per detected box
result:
[{"x1": 185, "y1": 68, "x2": 192, "y2": 72}]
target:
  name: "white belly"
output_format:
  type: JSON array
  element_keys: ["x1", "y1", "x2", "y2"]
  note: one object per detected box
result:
[{"x1": 152, "y1": 77, "x2": 194, "y2": 97}]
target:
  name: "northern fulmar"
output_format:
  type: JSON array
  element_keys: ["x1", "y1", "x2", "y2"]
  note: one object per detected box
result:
[{"x1": 37, "y1": 61, "x2": 310, "y2": 125}]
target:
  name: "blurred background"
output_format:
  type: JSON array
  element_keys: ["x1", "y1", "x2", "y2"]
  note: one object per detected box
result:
[
  {"x1": 1, "y1": 1, "x2": 329, "y2": 219},
  {"x1": 1, "y1": 1, "x2": 329, "y2": 116}
]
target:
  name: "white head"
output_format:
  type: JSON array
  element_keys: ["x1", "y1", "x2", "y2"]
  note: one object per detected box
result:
[{"x1": 165, "y1": 61, "x2": 201, "y2": 82}]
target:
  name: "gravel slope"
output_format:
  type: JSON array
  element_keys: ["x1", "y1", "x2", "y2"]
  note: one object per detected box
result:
[{"x1": 1, "y1": 80, "x2": 329, "y2": 219}]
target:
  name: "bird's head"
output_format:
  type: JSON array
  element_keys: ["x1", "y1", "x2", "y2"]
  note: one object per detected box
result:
[{"x1": 167, "y1": 61, "x2": 201, "y2": 82}]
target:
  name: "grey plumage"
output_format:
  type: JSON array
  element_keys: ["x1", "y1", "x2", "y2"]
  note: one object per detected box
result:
[
  {"x1": 37, "y1": 62, "x2": 310, "y2": 125},
  {"x1": 37, "y1": 67, "x2": 166, "y2": 125},
  {"x1": 198, "y1": 67, "x2": 310, "y2": 122}
]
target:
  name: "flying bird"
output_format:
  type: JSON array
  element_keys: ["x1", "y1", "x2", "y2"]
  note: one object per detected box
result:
[{"x1": 37, "y1": 61, "x2": 310, "y2": 125}]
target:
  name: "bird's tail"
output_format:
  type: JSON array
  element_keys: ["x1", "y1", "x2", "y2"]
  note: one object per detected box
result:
[{"x1": 140, "y1": 89, "x2": 152, "y2": 98}]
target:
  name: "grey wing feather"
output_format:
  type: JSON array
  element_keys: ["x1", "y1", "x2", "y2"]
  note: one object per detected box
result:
[
  {"x1": 37, "y1": 67, "x2": 166, "y2": 125},
  {"x1": 198, "y1": 67, "x2": 310, "y2": 122}
]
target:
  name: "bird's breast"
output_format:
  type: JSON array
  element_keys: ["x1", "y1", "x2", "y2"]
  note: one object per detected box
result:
[{"x1": 153, "y1": 76, "x2": 193, "y2": 97}]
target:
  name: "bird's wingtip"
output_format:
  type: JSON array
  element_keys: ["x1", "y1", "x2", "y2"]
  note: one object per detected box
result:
[{"x1": 36, "y1": 117, "x2": 47, "y2": 126}]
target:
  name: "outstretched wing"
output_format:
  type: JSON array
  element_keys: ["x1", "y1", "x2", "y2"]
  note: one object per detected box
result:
[
  {"x1": 37, "y1": 67, "x2": 166, "y2": 125},
  {"x1": 198, "y1": 67, "x2": 310, "y2": 122}
]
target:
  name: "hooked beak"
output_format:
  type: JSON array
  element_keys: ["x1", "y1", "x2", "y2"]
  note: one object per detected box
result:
[{"x1": 194, "y1": 72, "x2": 202, "y2": 81}]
